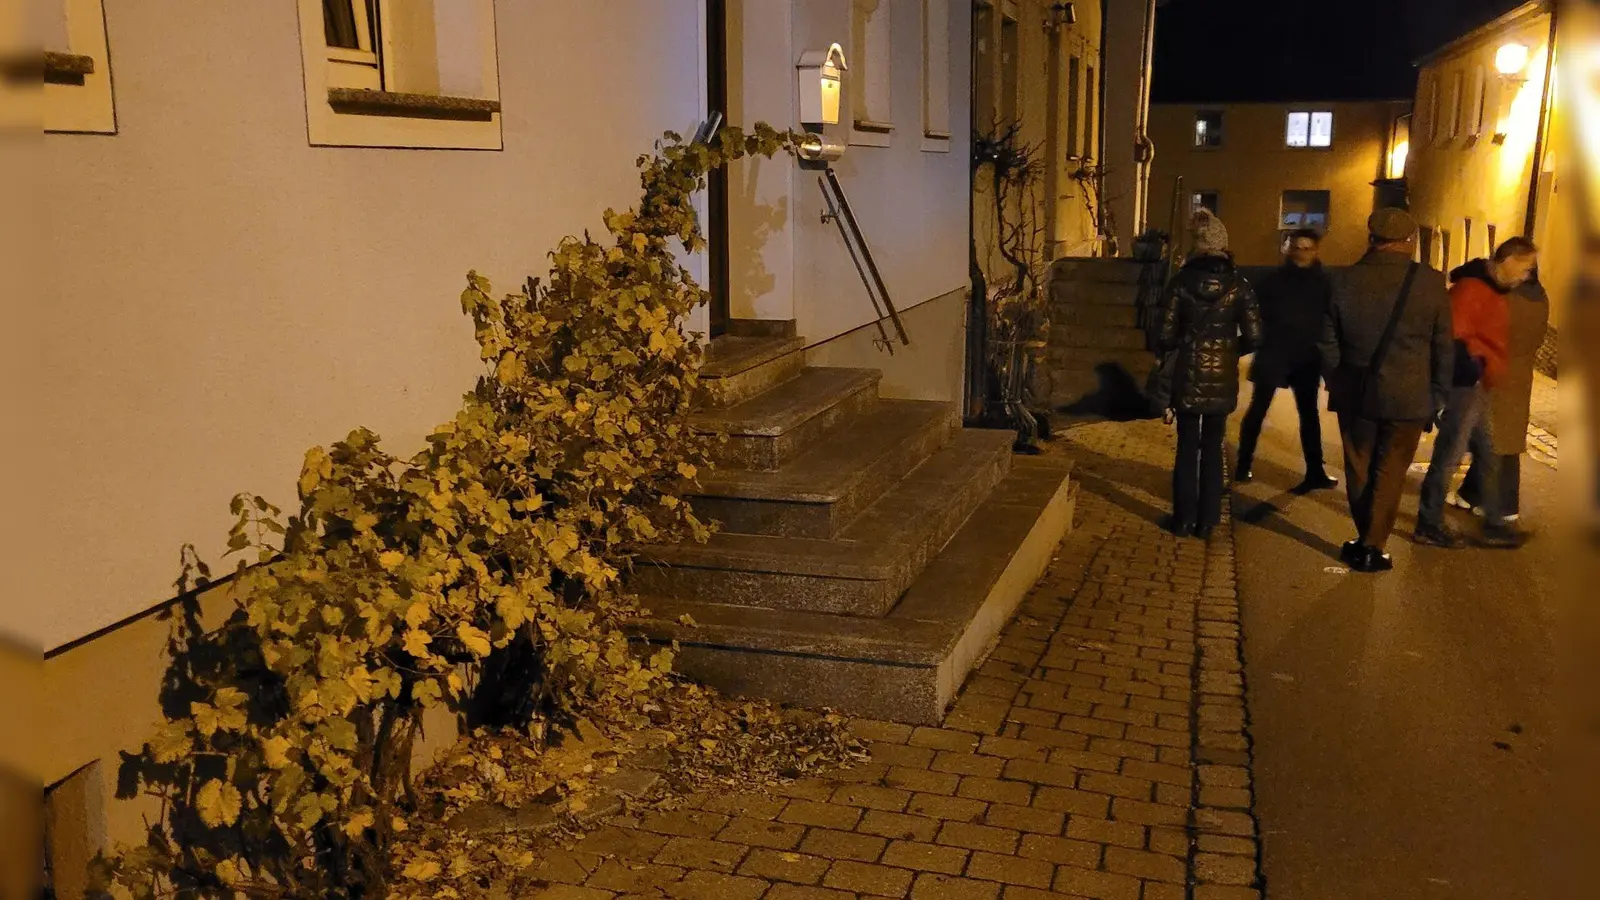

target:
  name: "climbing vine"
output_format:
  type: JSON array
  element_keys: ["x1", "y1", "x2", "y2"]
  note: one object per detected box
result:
[{"x1": 92, "y1": 123, "x2": 795, "y2": 900}]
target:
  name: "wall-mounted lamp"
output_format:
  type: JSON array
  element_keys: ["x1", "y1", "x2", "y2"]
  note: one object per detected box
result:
[
  {"x1": 1046, "y1": 2, "x2": 1077, "y2": 28},
  {"x1": 1495, "y1": 41, "x2": 1530, "y2": 79}
]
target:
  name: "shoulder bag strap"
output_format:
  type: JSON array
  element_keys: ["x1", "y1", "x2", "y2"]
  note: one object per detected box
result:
[{"x1": 1368, "y1": 262, "x2": 1419, "y2": 378}]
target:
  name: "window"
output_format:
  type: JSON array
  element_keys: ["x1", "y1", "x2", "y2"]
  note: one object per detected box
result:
[
  {"x1": 973, "y1": 3, "x2": 995, "y2": 128},
  {"x1": 296, "y1": 0, "x2": 502, "y2": 149},
  {"x1": 1467, "y1": 65, "x2": 1487, "y2": 138},
  {"x1": 921, "y1": 0, "x2": 951, "y2": 143},
  {"x1": 999, "y1": 13, "x2": 1019, "y2": 126},
  {"x1": 1440, "y1": 229, "x2": 1453, "y2": 269},
  {"x1": 43, "y1": 0, "x2": 117, "y2": 133},
  {"x1": 1419, "y1": 226, "x2": 1436, "y2": 264},
  {"x1": 851, "y1": 0, "x2": 893, "y2": 143},
  {"x1": 1487, "y1": 223, "x2": 1498, "y2": 255},
  {"x1": 1279, "y1": 190, "x2": 1331, "y2": 230},
  {"x1": 1287, "y1": 110, "x2": 1334, "y2": 147},
  {"x1": 1445, "y1": 70, "x2": 1463, "y2": 140},
  {"x1": 1066, "y1": 56, "x2": 1082, "y2": 157},
  {"x1": 1194, "y1": 110, "x2": 1223, "y2": 148},
  {"x1": 1463, "y1": 218, "x2": 1474, "y2": 260},
  {"x1": 1420, "y1": 74, "x2": 1438, "y2": 143},
  {"x1": 1084, "y1": 65, "x2": 1097, "y2": 157},
  {"x1": 1192, "y1": 191, "x2": 1220, "y2": 217}
]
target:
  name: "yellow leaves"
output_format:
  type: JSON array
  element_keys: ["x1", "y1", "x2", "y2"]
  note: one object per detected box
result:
[
  {"x1": 148, "y1": 722, "x2": 193, "y2": 763},
  {"x1": 196, "y1": 779, "x2": 242, "y2": 828},
  {"x1": 191, "y1": 689, "x2": 248, "y2": 738},
  {"x1": 405, "y1": 600, "x2": 432, "y2": 630},
  {"x1": 261, "y1": 735, "x2": 293, "y2": 769},
  {"x1": 379, "y1": 550, "x2": 406, "y2": 570},
  {"x1": 456, "y1": 623, "x2": 492, "y2": 658},
  {"x1": 298, "y1": 446, "x2": 333, "y2": 498},
  {"x1": 676, "y1": 462, "x2": 698, "y2": 480},
  {"x1": 342, "y1": 807, "x2": 375, "y2": 838},
  {"x1": 403, "y1": 628, "x2": 434, "y2": 659},
  {"x1": 632, "y1": 232, "x2": 649, "y2": 254},
  {"x1": 403, "y1": 859, "x2": 443, "y2": 883}
]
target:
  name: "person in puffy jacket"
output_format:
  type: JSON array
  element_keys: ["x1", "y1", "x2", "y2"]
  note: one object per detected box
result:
[{"x1": 1156, "y1": 210, "x2": 1264, "y2": 539}]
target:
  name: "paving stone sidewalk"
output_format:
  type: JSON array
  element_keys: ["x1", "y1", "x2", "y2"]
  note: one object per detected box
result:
[{"x1": 530, "y1": 418, "x2": 1261, "y2": 899}]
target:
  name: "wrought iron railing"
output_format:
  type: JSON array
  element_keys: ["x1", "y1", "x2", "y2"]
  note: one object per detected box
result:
[{"x1": 819, "y1": 167, "x2": 910, "y2": 353}]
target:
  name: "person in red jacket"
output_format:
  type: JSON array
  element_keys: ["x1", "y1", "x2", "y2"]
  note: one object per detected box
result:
[{"x1": 1414, "y1": 236, "x2": 1538, "y2": 548}]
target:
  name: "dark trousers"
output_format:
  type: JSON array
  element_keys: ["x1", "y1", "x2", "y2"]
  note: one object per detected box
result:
[
  {"x1": 1237, "y1": 363, "x2": 1325, "y2": 475},
  {"x1": 1460, "y1": 453, "x2": 1521, "y2": 517},
  {"x1": 1174, "y1": 413, "x2": 1227, "y2": 528},
  {"x1": 1337, "y1": 414, "x2": 1425, "y2": 550}
]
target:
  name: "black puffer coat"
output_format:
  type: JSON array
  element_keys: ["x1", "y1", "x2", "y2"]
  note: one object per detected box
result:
[{"x1": 1156, "y1": 254, "x2": 1265, "y2": 415}]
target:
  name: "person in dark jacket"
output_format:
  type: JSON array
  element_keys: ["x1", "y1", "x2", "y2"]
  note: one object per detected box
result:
[
  {"x1": 1319, "y1": 208, "x2": 1453, "y2": 573},
  {"x1": 1414, "y1": 237, "x2": 1538, "y2": 548},
  {"x1": 1235, "y1": 228, "x2": 1338, "y2": 492},
  {"x1": 1156, "y1": 210, "x2": 1264, "y2": 540}
]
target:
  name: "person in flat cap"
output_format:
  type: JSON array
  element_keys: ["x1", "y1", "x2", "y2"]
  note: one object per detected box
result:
[
  {"x1": 1153, "y1": 208, "x2": 1263, "y2": 541},
  {"x1": 1318, "y1": 207, "x2": 1454, "y2": 572}
]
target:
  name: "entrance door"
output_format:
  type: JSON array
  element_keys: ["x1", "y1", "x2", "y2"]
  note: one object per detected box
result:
[{"x1": 704, "y1": 0, "x2": 731, "y2": 337}]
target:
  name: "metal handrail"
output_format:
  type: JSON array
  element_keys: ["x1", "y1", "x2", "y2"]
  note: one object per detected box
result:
[{"x1": 819, "y1": 167, "x2": 911, "y2": 352}]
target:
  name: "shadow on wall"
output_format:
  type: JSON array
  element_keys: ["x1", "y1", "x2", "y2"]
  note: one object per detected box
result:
[
  {"x1": 731, "y1": 166, "x2": 788, "y2": 319},
  {"x1": 1057, "y1": 362, "x2": 1157, "y2": 422}
]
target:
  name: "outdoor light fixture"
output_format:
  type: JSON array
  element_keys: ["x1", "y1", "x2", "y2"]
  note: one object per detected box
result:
[
  {"x1": 1047, "y1": 2, "x2": 1076, "y2": 28},
  {"x1": 1496, "y1": 41, "x2": 1530, "y2": 78}
]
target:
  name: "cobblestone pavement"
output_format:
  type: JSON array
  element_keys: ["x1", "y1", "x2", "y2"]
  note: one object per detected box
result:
[{"x1": 530, "y1": 418, "x2": 1261, "y2": 899}]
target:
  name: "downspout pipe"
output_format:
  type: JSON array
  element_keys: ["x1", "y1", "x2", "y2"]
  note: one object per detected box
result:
[
  {"x1": 1133, "y1": 0, "x2": 1159, "y2": 235},
  {"x1": 1523, "y1": 4, "x2": 1558, "y2": 239}
]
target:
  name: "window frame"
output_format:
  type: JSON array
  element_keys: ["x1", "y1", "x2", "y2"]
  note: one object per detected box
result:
[
  {"x1": 43, "y1": 0, "x2": 117, "y2": 134},
  {"x1": 920, "y1": 0, "x2": 952, "y2": 149},
  {"x1": 1466, "y1": 65, "x2": 1487, "y2": 140},
  {"x1": 1278, "y1": 189, "x2": 1332, "y2": 231},
  {"x1": 323, "y1": 0, "x2": 386, "y2": 90},
  {"x1": 1066, "y1": 54, "x2": 1081, "y2": 158},
  {"x1": 1444, "y1": 69, "x2": 1464, "y2": 142},
  {"x1": 1193, "y1": 109, "x2": 1223, "y2": 149},
  {"x1": 850, "y1": 0, "x2": 894, "y2": 147},
  {"x1": 1285, "y1": 109, "x2": 1334, "y2": 149},
  {"x1": 1191, "y1": 190, "x2": 1220, "y2": 218},
  {"x1": 295, "y1": 0, "x2": 503, "y2": 150}
]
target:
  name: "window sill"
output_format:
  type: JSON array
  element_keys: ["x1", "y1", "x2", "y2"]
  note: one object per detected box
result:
[
  {"x1": 921, "y1": 131, "x2": 952, "y2": 153},
  {"x1": 16, "y1": 51, "x2": 96, "y2": 86},
  {"x1": 327, "y1": 88, "x2": 501, "y2": 122},
  {"x1": 854, "y1": 119, "x2": 894, "y2": 133}
]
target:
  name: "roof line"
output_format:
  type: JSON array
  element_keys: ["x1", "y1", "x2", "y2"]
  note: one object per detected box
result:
[{"x1": 1414, "y1": 0, "x2": 1550, "y2": 67}]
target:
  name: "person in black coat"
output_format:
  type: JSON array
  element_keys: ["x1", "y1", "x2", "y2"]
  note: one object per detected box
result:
[
  {"x1": 1156, "y1": 210, "x2": 1265, "y2": 539},
  {"x1": 1234, "y1": 228, "x2": 1339, "y2": 493}
]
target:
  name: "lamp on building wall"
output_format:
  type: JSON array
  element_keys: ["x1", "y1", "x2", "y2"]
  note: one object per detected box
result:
[
  {"x1": 1496, "y1": 41, "x2": 1530, "y2": 80},
  {"x1": 1046, "y1": 2, "x2": 1076, "y2": 28}
]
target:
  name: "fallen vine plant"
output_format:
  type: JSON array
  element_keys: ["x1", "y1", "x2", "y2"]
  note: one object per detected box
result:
[{"x1": 92, "y1": 123, "x2": 796, "y2": 900}]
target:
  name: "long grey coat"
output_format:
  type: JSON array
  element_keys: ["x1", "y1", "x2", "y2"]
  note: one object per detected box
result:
[
  {"x1": 1491, "y1": 280, "x2": 1551, "y2": 454},
  {"x1": 1318, "y1": 250, "x2": 1454, "y2": 422}
]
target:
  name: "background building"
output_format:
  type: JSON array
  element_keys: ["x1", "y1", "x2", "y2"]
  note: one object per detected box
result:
[
  {"x1": 1147, "y1": 100, "x2": 1412, "y2": 266},
  {"x1": 1404, "y1": 0, "x2": 1567, "y2": 364}
]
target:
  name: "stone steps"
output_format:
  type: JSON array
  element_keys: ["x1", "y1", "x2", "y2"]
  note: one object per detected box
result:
[
  {"x1": 691, "y1": 367, "x2": 881, "y2": 471},
  {"x1": 1051, "y1": 279, "x2": 1142, "y2": 307},
  {"x1": 634, "y1": 429, "x2": 1014, "y2": 617},
  {"x1": 1055, "y1": 304, "x2": 1141, "y2": 329},
  {"x1": 1051, "y1": 257, "x2": 1145, "y2": 284},
  {"x1": 698, "y1": 334, "x2": 807, "y2": 408},
  {"x1": 689, "y1": 400, "x2": 956, "y2": 539},
  {"x1": 636, "y1": 458, "x2": 1077, "y2": 724},
  {"x1": 1051, "y1": 323, "x2": 1148, "y2": 351}
]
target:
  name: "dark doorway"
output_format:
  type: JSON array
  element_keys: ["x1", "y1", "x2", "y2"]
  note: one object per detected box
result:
[{"x1": 705, "y1": 0, "x2": 731, "y2": 337}]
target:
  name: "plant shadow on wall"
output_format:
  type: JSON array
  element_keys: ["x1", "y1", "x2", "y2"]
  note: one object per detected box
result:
[
  {"x1": 731, "y1": 167, "x2": 788, "y2": 316},
  {"x1": 971, "y1": 122, "x2": 1054, "y2": 453},
  {"x1": 89, "y1": 125, "x2": 810, "y2": 900}
]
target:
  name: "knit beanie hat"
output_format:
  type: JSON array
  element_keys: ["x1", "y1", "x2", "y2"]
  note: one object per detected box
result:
[{"x1": 1190, "y1": 208, "x2": 1230, "y2": 256}]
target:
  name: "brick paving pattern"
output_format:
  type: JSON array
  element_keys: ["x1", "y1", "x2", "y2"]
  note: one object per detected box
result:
[{"x1": 530, "y1": 420, "x2": 1261, "y2": 898}]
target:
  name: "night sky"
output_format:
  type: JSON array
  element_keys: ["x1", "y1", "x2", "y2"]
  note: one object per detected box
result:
[{"x1": 1151, "y1": 0, "x2": 1530, "y2": 103}]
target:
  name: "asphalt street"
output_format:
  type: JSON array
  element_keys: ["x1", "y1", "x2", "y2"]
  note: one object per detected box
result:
[{"x1": 1230, "y1": 387, "x2": 1560, "y2": 899}]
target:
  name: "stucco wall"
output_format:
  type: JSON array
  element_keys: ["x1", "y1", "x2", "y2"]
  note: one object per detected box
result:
[
  {"x1": 1407, "y1": 8, "x2": 1563, "y2": 326},
  {"x1": 1148, "y1": 100, "x2": 1408, "y2": 267},
  {"x1": 26, "y1": 0, "x2": 979, "y2": 654}
]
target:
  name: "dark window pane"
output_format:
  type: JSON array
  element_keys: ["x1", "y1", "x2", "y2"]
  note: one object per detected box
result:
[{"x1": 324, "y1": 0, "x2": 360, "y2": 49}]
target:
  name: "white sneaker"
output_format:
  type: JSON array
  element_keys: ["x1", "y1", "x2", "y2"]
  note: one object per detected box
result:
[{"x1": 1446, "y1": 492, "x2": 1482, "y2": 516}]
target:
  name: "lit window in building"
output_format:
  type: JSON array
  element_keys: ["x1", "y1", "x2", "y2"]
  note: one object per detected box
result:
[
  {"x1": 1192, "y1": 191, "x2": 1220, "y2": 217},
  {"x1": 1194, "y1": 111, "x2": 1223, "y2": 148},
  {"x1": 1287, "y1": 111, "x2": 1334, "y2": 148},
  {"x1": 1280, "y1": 190, "x2": 1331, "y2": 229}
]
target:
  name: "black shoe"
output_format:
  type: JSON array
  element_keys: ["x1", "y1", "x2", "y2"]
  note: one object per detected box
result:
[
  {"x1": 1234, "y1": 466, "x2": 1254, "y2": 484},
  {"x1": 1479, "y1": 524, "x2": 1530, "y2": 549},
  {"x1": 1412, "y1": 522, "x2": 1465, "y2": 549},
  {"x1": 1167, "y1": 517, "x2": 1196, "y2": 538},
  {"x1": 1340, "y1": 539, "x2": 1363, "y2": 565},
  {"x1": 1294, "y1": 471, "x2": 1339, "y2": 494},
  {"x1": 1196, "y1": 523, "x2": 1216, "y2": 541},
  {"x1": 1352, "y1": 546, "x2": 1394, "y2": 573}
]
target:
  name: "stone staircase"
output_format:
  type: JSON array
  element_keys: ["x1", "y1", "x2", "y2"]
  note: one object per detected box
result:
[
  {"x1": 632, "y1": 321, "x2": 1076, "y2": 725},
  {"x1": 1043, "y1": 258, "x2": 1158, "y2": 416}
]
